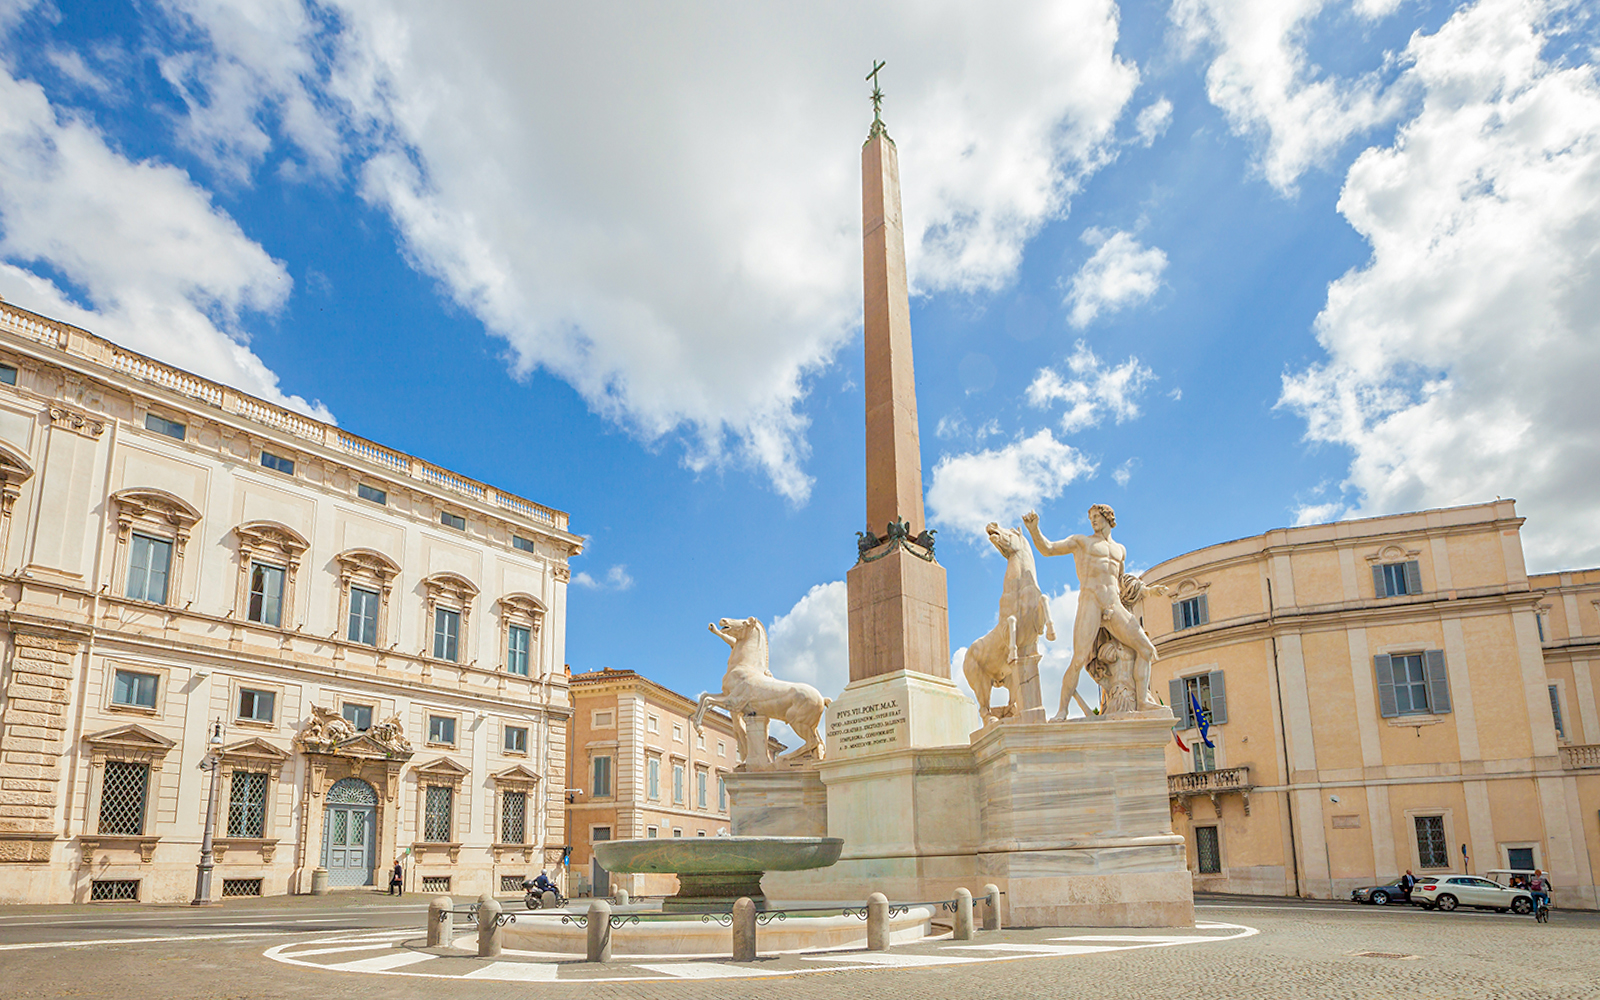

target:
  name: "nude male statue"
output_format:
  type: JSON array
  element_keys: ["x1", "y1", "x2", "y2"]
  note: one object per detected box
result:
[{"x1": 1023, "y1": 504, "x2": 1168, "y2": 721}]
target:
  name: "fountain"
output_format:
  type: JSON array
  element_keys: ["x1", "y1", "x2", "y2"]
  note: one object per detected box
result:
[{"x1": 594, "y1": 835, "x2": 843, "y2": 910}]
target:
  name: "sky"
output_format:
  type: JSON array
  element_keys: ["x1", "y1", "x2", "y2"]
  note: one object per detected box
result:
[{"x1": 1, "y1": 0, "x2": 1597, "y2": 722}]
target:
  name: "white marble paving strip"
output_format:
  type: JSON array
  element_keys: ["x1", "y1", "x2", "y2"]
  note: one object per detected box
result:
[
  {"x1": 462, "y1": 961, "x2": 560, "y2": 981},
  {"x1": 325, "y1": 951, "x2": 438, "y2": 973},
  {"x1": 1050, "y1": 935, "x2": 1216, "y2": 944},
  {"x1": 942, "y1": 942, "x2": 1122, "y2": 956},
  {"x1": 803, "y1": 952, "x2": 982, "y2": 967},
  {"x1": 634, "y1": 962, "x2": 782, "y2": 978},
  {"x1": 281, "y1": 942, "x2": 403, "y2": 958}
]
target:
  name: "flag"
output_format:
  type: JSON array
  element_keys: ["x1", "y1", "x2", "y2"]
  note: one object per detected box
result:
[
  {"x1": 1174, "y1": 731, "x2": 1189, "y2": 752},
  {"x1": 1190, "y1": 692, "x2": 1214, "y2": 748}
]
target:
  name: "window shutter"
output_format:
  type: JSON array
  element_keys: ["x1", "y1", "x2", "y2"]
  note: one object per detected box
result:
[
  {"x1": 1207, "y1": 671, "x2": 1227, "y2": 725},
  {"x1": 1404, "y1": 560, "x2": 1423, "y2": 595},
  {"x1": 1423, "y1": 649, "x2": 1451, "y2": 714},
  {"x1": 1172, "y1": 601, "x2": 1183, "y2": 632},
  {"x1": 1548, "y1": 685, "x2": 1565, "y2": 739},
  {"x1": 1372, "y1": 564, "x2": 1387, "y2": 598},
  {"x1": 1169, "y1": 679, "x2": 1190, "y2": 729},
  {"x1": 1374, "y1": 654, "x2": 1398, "y2": 718},
  {"x1": 1197, "y1": 594, "x2": 1210, "y2": 626}
]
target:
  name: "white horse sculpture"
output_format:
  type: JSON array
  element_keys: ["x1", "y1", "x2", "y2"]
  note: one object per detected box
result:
[
  {"x1": 692, "y1": 616, "x2": 830, "y2": 766},
  {"x1": 963, "y1": 522, "x2": 1055, "y2": 723}
]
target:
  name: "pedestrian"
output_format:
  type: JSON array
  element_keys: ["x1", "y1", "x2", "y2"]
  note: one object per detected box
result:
[
  {"x1": 1400, "y1": 869, "x2": 1416, "y2": 895},
  {"x1": 389, "y1": 857, "x2": 404, "y2": 896},
  {"x1": 1527, "y1": 869, "x2": 1552, "y2": 914}
]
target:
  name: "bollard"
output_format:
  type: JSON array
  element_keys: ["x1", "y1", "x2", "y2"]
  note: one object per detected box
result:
[
  {"x1": 427, "y1": 895, "x2": 453, "y2": 947},
  {"x1": 954, "y1": 888, "x2": 974, "y2": 940},
  {"x1": 866, "y1": 892, "x2": 889, "y2": 951},
  {"x1": 586, "y1": 899, "x2": 612, "y2": 962},
  {"x1": 615, "y1": 887, "x2": 630, "y2": 906},
  {"x1": 540, "y1": 890, "x2": 559, "y2": 910},
  {"x1": 477, "y1": 897, "x2": 503, "y2": 957},
  {"x1": 732, "y1": 896, "x2": 757, "y2": 962},
  {"x1": 983, "y1": 884, "x2": 1002, "y2": 931},
  {"x1": 310, "y1": 867, "x2": 329, "y2": 896}
]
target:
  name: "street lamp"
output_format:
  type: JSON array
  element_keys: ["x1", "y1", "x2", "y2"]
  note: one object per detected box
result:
[
  {"x1": 191, "y1": 720, "x2": 225, "y2": 906},
  {"x1": 563, "y1": 788, "x2": 583, "y2": 894}
]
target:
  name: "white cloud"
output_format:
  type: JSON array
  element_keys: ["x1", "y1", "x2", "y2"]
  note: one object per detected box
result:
[
  {"x1": 768, "y1": 581, "x2": 849, "y2": 700},
  {"x1": 156, "y1": 0, "x2": 1141, "y2": 502},
  {"x1": 1171, "y1": 0, "x2": 1410, "y2": 192},
  {"x1": 1292, "y1": 501, "x2": 1346, "y2": 526},
  {"x1": 1280, "y1": 0, "x2": 1600, "y2": 570},
  {"x1": 1026, "y1": 342, "x2": 1156, "y2": 432},
  {"x1": 0, "y1": 58, "x2": 327, "y2": 419},
  {"x1": 1112, "y1": 457, "x2": 1137, "y2": 487},
  {"x1": 1063, "y1": 228, "x2": 1168, "y2": 327},
  {"x1": 927, "y1": 429, "x2": 1097, "y2": 542},
  {"x1": 572, "y1": 565, "x2": 634, "y2": 591},
  {"x1": 1134, "y1": 97, "x2": 1173, "y2": 145}
]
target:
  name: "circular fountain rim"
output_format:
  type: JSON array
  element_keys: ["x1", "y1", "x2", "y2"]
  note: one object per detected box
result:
[{"x1": 592, "y1": 835, "x2": 843, "y2": 874}]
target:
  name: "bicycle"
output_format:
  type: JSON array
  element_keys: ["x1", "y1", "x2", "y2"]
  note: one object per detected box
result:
[{"x1": 1535, "y1": 896, "x2": 1550, "y2": 923}]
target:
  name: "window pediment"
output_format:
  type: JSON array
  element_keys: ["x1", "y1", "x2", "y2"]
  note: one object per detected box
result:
[
  {"x1": 336, "y1": 547, "x2": 400, "y2": 581},
  {"x1": 235, "y1": 520, "x2": 309, "y2": 557},
  {"x1": 493, "y1": 763, "x2": 541, "y2": 786},
  {"x1": 220, "y1": 737, "x2": 290, "y2": 764},
  {"x1": 0, "y1": 440, "x2": 34, "y2": 485},
  {"x1": 424, "y1": 572, "x2": 479, "y2": 602},
  {"x1": 499, "y1": 592, "x2": 546, "y2": 617},
  {"x1": 84, "y1": 723, "x2": 177, "y2": 767},
  {"x1": 414, "y1": 756, "x2": 469, "y2": 787},
  {"x1": 112, "y1": 488, "x2": 201, "y2": 529}
]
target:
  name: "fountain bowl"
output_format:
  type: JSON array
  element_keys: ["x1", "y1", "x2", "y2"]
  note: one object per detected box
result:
[{"x1": 594, "y1": 836, "x2": 842, "y2": 909}]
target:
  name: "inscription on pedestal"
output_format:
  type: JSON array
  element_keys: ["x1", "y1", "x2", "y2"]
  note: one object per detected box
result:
[{"x1": 828, "y1": 699, "x2": 906, "y2": 753}]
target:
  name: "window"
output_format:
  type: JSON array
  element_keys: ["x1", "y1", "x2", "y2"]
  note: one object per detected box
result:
[
  {"x1": 717, "y1": 775, "x2": 726, "y2": 812},
  {"x1": 424, "y1": 786, "x2": 453, "y2": 841},
  {"x1": 1170, "y1": 672, "x2": 1228, "y2": 729},
  {"x1": 1173, "y1": 594, "x2": 1209, "y2": 631},
  {"x1": 1508, "y1": 847, "x2": 1535, "y2": 870},
  {"x1": 440, "y1": 511, "x2": 466, "y2": 531},
  {"x1": 111, "y1": 669, "x2": 158, "y2": 709},
  {"x1": 126, "y1": 533, "x2": 173, "y2": 604},
  {"x1": 1195, "y1": 826, "x2": 1222, "y2": 874},
  {"x1": 260, "y1": 451, "x2": 294, "y2": 475},
  {"x1": 673, "y1": 763, "x2": 684, "y2": 804},
  {"x1": 697, "y1": 733, "x2": 706, "y2": 750},
  {"x1": 647, "y1": 715, "x2": 659, "y2": 734},
  {"x1": 512, "y1": 535, "x2": 536, "y2": 554},
  {"x1": 227, "y1": 771, "x2": 268, "y2": 838},
  {"x1": 144, "y1": 413, "x2": 186, "y2": 441},
  {"x1": 433, "y1": 608, "x2": 460, "y2": 661},
  {"x1": 1374, "y1": 560, "x2": 1422, "y2": 598},
  {"x1": 504, "y1": 725, "x2": 528, "y2": 753},
  {"x1": 697, "y1": 770, "x2": 707, "y2": 809},
  {"x1": 342, "y1": 703, "x2": 373, "y2": 731},
  {"x1": 592, "y1": 755, "x2": 613, "y2": 797},
  {"x1": 247, "y1": 563, "x2": 285, "y2": 626},
  {"x1": 428, "y1": 715, "x2": 456, "y2": 746},
  {"x1": 1536, "y1": 613, "x2": 1546, "y2": 642},
  {"x1": 1549, "y1": 685, "x2": 1566, "y2": 740},
  {"x1": 646, "y1": 826, "x2": 658, "y2": 838},
  {"x1": 672, "y1": 723, "x2": 683, "y2": 742},
  {"x1": 236, "y1": 688, "x2": 275, "y2": 724},
  {"x1": 648, "y1": 758, "x2": 660, "y2": 800},
  {"x1": 348, "y1": 586, "x2": 380, "y2": 645},
  {"x1": 1415, "y1": 815, "x2": 1448, "y2": 868},
  {"x1": 1375, "y1": 651, "x2": 1451, "y2": 717},
  {"x1": 99, "y1": 761, "x2": 150, "y2": 835},
  {"x1": 672, "y1": 828, "x2": 682, "y2": 838},
  {"x1": 1192, "y1": 740, "x2": 1216, "y2": 773},
  {"x1": 507, "y1": 624, "x2": 531, "y2": 676},
  {"x1": 501, "y1": 790, "x2": 526, "y2": 843},
  {"x1": 592, "y1": 710, "x2": 614, "y2": 728},
  {"x1": 697, "y1": 830, "x2": 707, "y2": 837},
  {"x1": 0, "y1": 363, "x2": 15, "y2": 385},
  {"x1": 717, "y1": 740, "x2": 726, "y2": 758},
  {"x1": 357, "y1": 482, "x2": 387, "y2": 505}
]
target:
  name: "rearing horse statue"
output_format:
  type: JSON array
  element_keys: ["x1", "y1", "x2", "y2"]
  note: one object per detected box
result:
[{"x1": 692, "y1": 616, "x2": 830, "y2": 766}]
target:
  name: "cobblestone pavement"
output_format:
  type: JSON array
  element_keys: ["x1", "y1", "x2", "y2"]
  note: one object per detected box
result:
[{"x1": 2, "y1": 896, "x2": 1596, "y2": 999}]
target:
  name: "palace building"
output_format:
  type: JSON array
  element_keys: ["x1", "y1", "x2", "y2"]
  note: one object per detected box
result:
[
  {"x1": 0, "y1": 298, "x2": 581, "y2": 904},
  {"x1": 1145, "y1": 500, "x2": 1599, "y2": 910}
]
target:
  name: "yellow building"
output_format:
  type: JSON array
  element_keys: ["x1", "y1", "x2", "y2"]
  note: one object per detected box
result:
[
  {"x1": 1145, "y1": 500, "x2": 1598, "y2": 909},
  {"x1": 0, "y1": 299, "x2": 581, "y2": 904},
  {"x1": 564, "y1": 667, "x2": 744, "y2": 897}
]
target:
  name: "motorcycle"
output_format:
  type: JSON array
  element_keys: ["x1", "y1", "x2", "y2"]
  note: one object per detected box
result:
[{"x1": 523, "y1": 878, "x2": 566, "y2": 910}]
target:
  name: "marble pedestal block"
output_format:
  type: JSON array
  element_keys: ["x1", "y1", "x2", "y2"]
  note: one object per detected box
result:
[
  {"x1": 725, "y1": 769, "x2": 827, "y2": 839},
  {"x1": 824, "y1": 669, "x2": 980, "y2": 762}
]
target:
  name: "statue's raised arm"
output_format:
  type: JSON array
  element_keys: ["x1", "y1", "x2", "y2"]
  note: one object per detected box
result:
[{"x1": 1023, "y1": 510, "x2": 1081, "y2": 557}]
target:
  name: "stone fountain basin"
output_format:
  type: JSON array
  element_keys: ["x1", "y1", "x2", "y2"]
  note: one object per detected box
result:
[{"x1": 594, "y1": 836, "x2": 843, "y2": 908}]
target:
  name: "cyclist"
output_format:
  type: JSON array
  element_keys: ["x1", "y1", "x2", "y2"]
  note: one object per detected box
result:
[{"x1": 1526, "y1": 869, "x2": 1552, "y2": 917}]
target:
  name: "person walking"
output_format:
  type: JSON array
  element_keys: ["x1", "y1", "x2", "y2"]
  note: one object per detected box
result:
[
  {"x1": 388, "y1": 857, "x2": 404, "y2": 896},
  {"x1": 1400, "y1": 869, "x2": 1416, "y2": 900}
]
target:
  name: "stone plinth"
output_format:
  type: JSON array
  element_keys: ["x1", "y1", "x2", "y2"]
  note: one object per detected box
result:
[
  {"x1": 725, "y1": 769, "x2": 827, "y2": 838},
  {"x1": 824, "y1": 670, "x2": 978, "y2": 761},
  {"x1": 847, "y1": 547, "x2": 950, "y2": 682}
]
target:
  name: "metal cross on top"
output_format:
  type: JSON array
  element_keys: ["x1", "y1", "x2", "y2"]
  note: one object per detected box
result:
[{"x1": 867, "y1": 59, "x2": 888, "y2": 138}]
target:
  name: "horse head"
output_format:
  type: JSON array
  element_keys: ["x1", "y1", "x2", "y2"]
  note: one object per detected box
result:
[{"x1": 985, "y1": 522, "x2": 1028, "y2": 561}]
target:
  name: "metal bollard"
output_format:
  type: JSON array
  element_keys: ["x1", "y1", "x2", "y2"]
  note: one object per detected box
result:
[
  {"x1": 866, "y1": 892, "x2": 889, "y2": 951},
  {"x1": 983, "y1": 884, "x2": 1002, "y2": 931},
  {"x1": 586, "y1": 899, "x2": 612, "y2": 962},
  {"x1": 732, "y1": 896, "x2": 757, "y2": 962},
  {"x1": 427, "y1": 895, "x2": 453, "y2": 947},
  {"x1": 954, "y1": 888, "x2": 974, "y2": 940},
  {"x1": 477, "y1": 897, "x2": 503, "y2": 957},
  {"x1": 615, "y1": 887, "x2": 630, "y2": 906}
]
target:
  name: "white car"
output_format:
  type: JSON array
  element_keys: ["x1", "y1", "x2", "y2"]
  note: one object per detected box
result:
[{"x1": 1412, "y1": 874, "x2": 1534, "y2": 914}]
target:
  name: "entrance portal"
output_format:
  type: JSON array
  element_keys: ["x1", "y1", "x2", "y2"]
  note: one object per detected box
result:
[{"x1": 322, "y1": 777, "x2": 377, "y2": 887}]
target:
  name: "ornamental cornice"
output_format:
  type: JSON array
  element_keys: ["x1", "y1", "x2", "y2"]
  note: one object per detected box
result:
[{"x1": 48, "y1": 404, "x2": 105, "y2": 438}]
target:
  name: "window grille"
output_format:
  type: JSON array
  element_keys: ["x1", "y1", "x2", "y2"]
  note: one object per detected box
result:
[
  {"x1": 500, "y1": 875, "x2": 526, "y2": 892},
  {"x1": 99, "y1": 761, "x2": 149, "y2": 835},
  {"x1": 421, "y1": 876, "x2": 451, "y2": 893},
  {"x1": 1415, "y1": 816, "x2": 1448, "y2": 868},
  {"x1": 325, "y1": 777, "x2": 377, "y2": 805},
  {"x1": 1195, "y1": 826, "x2": 1222, "y2": 874},
  {"x1": 502, "y1": 790, "x2": 526, "y2": 844},
  {"x1": 424, "y1": 786, "x2": 453, "y2": 842},
  {"x1": 90, "y1": 879, "x2": 140, "y2": 901},
  {"x1": 221, "y1": 878, "x2": 263, "y2": 897},
  {"x1": 227, "y1": 771, "x2": 268, "y2": 838}
]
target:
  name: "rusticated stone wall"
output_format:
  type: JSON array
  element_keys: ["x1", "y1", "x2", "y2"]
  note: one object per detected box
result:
[{"x1": 0, "y1": 632, "x2": 78, "y2": 861}]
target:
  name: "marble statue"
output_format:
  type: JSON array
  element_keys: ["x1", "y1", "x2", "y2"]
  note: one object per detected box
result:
[
  {"x1": 693, "y1": 616, "x2": 831, "y2": 767},
  {"x1": 1024, "y1": 504, "x2": 1170, "y2": 721},
  {"x1": 367, "y1": 713, "x2": 414, "y2": 755},
  {"x1": 963, "y1": 522, "x2": 1055, "y2": 724},
  {"x1": 295, "y1": 705, "x2": 356, "y2": 751}
]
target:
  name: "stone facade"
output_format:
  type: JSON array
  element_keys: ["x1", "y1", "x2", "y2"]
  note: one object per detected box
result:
[
  {"x1": 0, "y1": 298, "x2": 579, "y2": 904},
  {"x1": 1145, "y1": 500, "x2": 1599, "y2": 909}
]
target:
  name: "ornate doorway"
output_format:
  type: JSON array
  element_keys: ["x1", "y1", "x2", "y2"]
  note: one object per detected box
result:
[{"x1": 321, "y1": 778, "x2": 377, "y2": 886}]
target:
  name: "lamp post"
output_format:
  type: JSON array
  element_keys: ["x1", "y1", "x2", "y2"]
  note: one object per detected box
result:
[
  {"x1": 564, "y1": 788, "x2": 583, "y2": 895},
  {"x1": 191, "y1": 720, "x2": 224, "y2": 906}
]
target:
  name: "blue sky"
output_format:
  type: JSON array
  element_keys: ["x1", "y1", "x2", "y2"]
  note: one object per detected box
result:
[{"x1": 2, "y1": 0, "x2": 1596, "y2": 713}]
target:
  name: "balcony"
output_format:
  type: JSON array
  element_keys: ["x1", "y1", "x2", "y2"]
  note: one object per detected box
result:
[
  {"x1": 1169, "y1": 766, "x2": 1254, "y2": 818},
  {"x1": 1560, "y1": 744, "x2": 1600, "y2": 770}
]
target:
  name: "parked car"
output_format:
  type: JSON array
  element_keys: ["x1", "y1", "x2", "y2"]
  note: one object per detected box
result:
[
  {"x1": 1350, "y1": 879, "x2": 1413, "y2": 906},
  {"x1": 1412, "y1": 874, "x2": 1534, "y2": 914}
]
